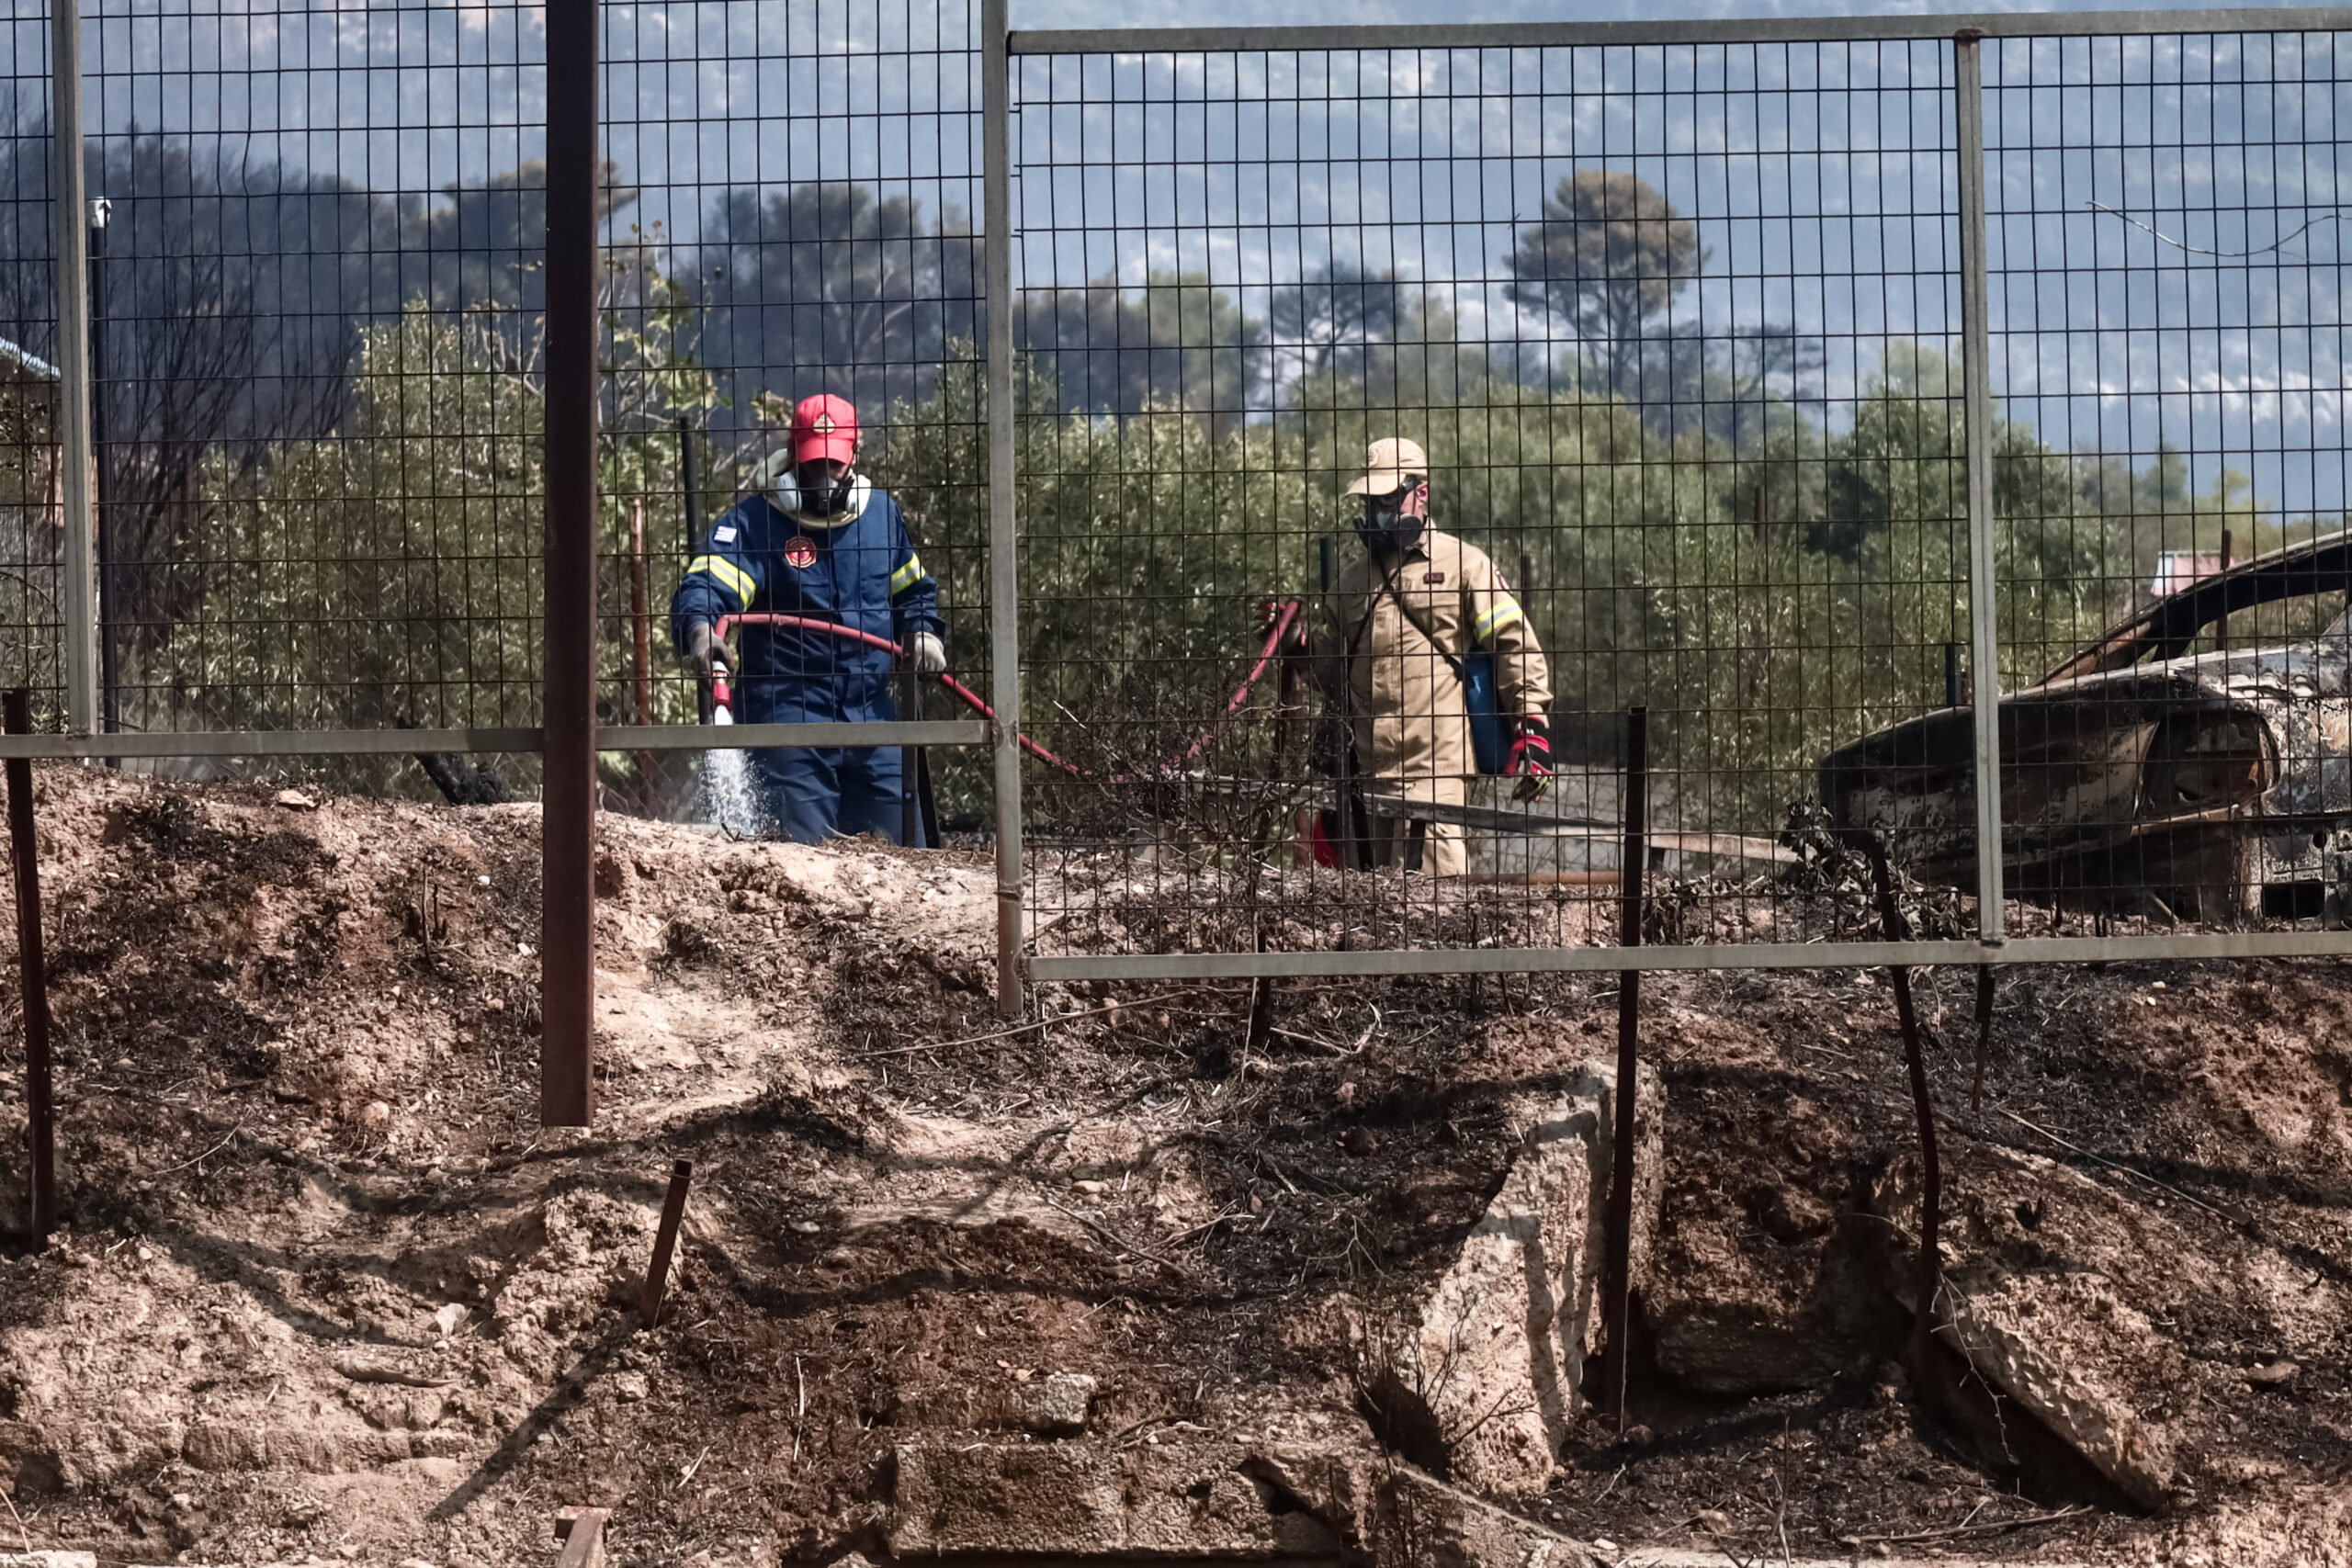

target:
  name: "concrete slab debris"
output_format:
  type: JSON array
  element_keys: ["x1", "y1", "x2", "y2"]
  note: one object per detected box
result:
[
  {"x1": 1936, "y1": 1267, "x2": 2182, "y2": 1510},
  {"x1": 1367, "y1": 1056, "x2": 1662, "y2": 1496}
]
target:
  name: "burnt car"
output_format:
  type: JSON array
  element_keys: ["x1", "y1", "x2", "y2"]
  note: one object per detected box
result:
[{"x1": 1820, "y1": 532, "x2": 2352, "y2": 923}]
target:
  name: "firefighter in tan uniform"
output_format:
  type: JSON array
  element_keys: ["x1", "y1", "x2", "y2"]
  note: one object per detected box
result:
[{"x1": 1308, "y1": 438, "x2": 1554, "y2": 875}]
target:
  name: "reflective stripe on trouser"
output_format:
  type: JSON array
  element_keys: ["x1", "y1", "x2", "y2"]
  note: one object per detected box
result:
[
  {"x1": 751, "y1": 746, "x2": 924, "y2": 848},
  {"x1": 1366, "y1": 773, "x2": 1466, "y2": 876}
]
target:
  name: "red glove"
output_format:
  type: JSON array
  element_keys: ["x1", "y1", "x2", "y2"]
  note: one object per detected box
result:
[{"x1": 1507, "y1": 714, "x2": 1553, "y2": 802}]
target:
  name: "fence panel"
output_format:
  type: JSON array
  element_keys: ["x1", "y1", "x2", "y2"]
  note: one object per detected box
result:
[
  {"x1": 1009, "y1": 34, "x2": 1982, "y2": 972},
  {"x1": 1, "y1": 0, "x2": 62, "y2": 716},
  {"x1": 603, "y1": 0, "x2": 993, "y2": 830},
  {"x1": 50, "y1": 0, "x2": 551, "y2": 786},
  {"x1": 1982, "y1": 28, "x2": 2352, "y2": 936}
]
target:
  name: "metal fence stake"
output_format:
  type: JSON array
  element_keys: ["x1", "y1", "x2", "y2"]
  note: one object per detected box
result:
[
  {"x1": 2218, "y1": 527, "x2": 2233, "y2": 656},
  {"x1": 47, "y1": 0, "x2": 97, "y2": 737},
  {"x1": 539, "y1": 0, "x2": 601, "y2": 1127},
  {"x1": 1600, "y1": 705, "x2": 1647, "y2": 1427},
  {"x1": 983, "y1": 0, "x2": 1023, "y2": 1021},
  {"x1": 640, "y1": 1159, "x2": 693, "y2": 1329},
  {"x1": 1971, "y1": 964, "x2": 1996, "y2": 1112},
  {"x1": 628, "y1": 500, "x2": 655, "y2": 816},
  {"x1": 6, "y1": 691, "x2": 55, "y2": 1239},
  {"x1": 1955, "y1": 30, "x2": 2006, "y2": 944},
  {"x1": 1868, "y1": 843, "x2": 1943, "y2": 1371}
]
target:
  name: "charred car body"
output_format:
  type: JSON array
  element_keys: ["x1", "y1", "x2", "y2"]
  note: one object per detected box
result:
[{"x1": 1820, "y1": 533, "x2": 2352, "y2": 924}]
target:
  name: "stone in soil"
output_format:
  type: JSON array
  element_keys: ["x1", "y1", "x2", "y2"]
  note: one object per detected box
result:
[{"x1": 1368, "y1": 1056, "x2": 1662, "y2": 1496}]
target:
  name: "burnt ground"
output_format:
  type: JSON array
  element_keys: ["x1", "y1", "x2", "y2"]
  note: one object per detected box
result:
[{"x1": 0, "y1": 768, "x2": 2347, "y2": 1564}]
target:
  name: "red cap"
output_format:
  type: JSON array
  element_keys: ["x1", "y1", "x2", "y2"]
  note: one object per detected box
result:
[{"x1": 789, "y1": 393, "x2": 859, "y2": 465}]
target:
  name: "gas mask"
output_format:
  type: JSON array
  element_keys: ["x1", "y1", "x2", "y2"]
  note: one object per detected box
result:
[
  {"x1": 762, "y1": 453, "x2": 873, "y2": 529},
  {"x1": 798, "y1": 460, "x2": 857, "y2": 519},
  {"x1": 1356, "y1": 484, "x2": 1425, "y2": 557}
]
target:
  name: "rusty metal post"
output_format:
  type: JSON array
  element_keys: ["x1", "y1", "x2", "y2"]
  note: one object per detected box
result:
[
  {"x1": 2218, "y1": 527, "x2": 2233, "y2": 655},
  {"x1": 1867, "y1": 842, "x2": 1942, "y2": 1370},
  {"x1": 539, "y1": 0, "x2": 600, "y2": 1127},
  {"x1": 554, "y1": 1506, "x2": 611, "y2": 1568},
  {"x1": 1599, "y1": 705, "x2": 1647, "y2": 1427},
  {"x1": 677, "y1": 418, "x2": 703, "y2": 555},
  {"x1": 640, "y1": 1158, "x2": 692, "y2": 1329},
  {"x1": 6, "y1": 690, "x2": 55, "y2": 1238},
  {"x1": 628, "y1": 500, "x2": 655, "y2": 817},
  {"x1": 1971, "y1": 964, "x2": 1996, "y2": 1112}
]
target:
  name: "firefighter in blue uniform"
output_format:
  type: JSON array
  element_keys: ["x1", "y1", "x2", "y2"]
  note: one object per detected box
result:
[{"x1": 672, "y1": 393, "x2": 946, "y2": 844}]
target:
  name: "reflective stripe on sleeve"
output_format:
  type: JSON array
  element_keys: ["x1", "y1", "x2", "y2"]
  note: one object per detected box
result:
[
  {"x1": 888, "y1": 554, "x2": 925, "y2": 595},
  {"x1": 684, "y1": 555, "x2": 757, "y2": 607},
  {"x1": 1473, "y1": 595, "x2": 1523, "y2": 643}
]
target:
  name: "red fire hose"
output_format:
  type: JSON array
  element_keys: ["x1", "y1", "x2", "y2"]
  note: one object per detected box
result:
[{"x1": 711, "y1": 601, "x2": 1303, "y2": 781}]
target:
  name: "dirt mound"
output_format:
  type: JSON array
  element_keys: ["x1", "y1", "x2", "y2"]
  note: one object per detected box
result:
[{"x1": 0, "y1": 769, "x2": 2347, "y2": 1564}]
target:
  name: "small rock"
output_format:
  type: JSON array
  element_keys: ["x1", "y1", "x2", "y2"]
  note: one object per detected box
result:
[
  {"x1": 433, "y1": 1303, "x2": 468, "y2": 1338},
  {"x1": 1692, "y1": 1507, "x2": 1731, "y2": 1534},
  {"x1": 1593, "y1": 1540, "x2": 1620, "y2": 1553},
  {"x1": 337, "y1": 1548, "x2": 363, "y2": 1562},
  {"x1": 1334, "y1": 1081, "x2": 1357, "y2": 1105},
  {"x1": 357, "y1": 1100, "x2": 392, "y2": 1132},
  {"x1": 1014, "y1": 1371, "x2": 1098, "y2": 1438},
  {"x1": 612, "y1": 1371, "x2": 650, "y2": 1402},
  {"x1": 276, "y1": 789, "x2": 319, "y2": 811},
  {"x1": 2246, "y1": 1358, "x2": 2300, "y2": 1387},
  {"x1": 396, "y1": 1559, "x2": 439, "y2": 1568},
  {"x1": 1072, "y1": 1178, "x2": 1108, "y2": 1195},
  {"x1": 789, "y1": 1220, "x2": 822, "y2": 1235}
]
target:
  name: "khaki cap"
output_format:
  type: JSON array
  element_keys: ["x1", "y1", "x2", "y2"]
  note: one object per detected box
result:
[{"x1": 1346, "y1": 436, "x2": 1429, "y2": 496}]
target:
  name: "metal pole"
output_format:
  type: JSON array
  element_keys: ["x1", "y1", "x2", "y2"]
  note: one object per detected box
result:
[
  {"x1": 628, "y1": 499, "x2": 655, "y2": 816},
  {"x1": 639, "y1": 1158, "x2": 692, "y2": 1328},
  {"x1": 6, "y1": 690, "x2": 55, "y2": 1239},
  {"x1": 539, "y1": 0, "x2": 600, "y2": 1127},
  {"x1": 1868, "y1": 842, "x2": 1942, "y2": 1371},
  {"x1": 2217, "y1": 526, "x2": 2233, "y2": 656},
  {"x1": 48, "y1": 0, "x2": 96, "y2": 737},
  {"x1": 89, "y1": 199, "x2": 114, "y2": 747},
  {"x1": 983, "y1": 0, "x2": 1023, "y2": 1021},
  {"x1": 678, "y1": 418, "x2": 703, "y2": 553},
  {"x1": 1600, "y1": 704, "x2": 1646, "y2": 1427},
  {"x1": 1954, "y1": 32, "x2": 2004, "y2": 944}
]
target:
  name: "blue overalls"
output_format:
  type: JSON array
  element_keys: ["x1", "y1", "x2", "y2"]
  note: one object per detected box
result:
[{"x1": 670, "y1": 488, "x2": 942, "y2": 845}]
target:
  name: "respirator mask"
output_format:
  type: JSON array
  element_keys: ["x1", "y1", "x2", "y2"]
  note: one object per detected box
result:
[
  {"x1": 1356, "y1": 482, "x2": 1425, "y2": 557},
  {"x1": 762, "y1": 452, "x2": 873, "y2": 529},
  {"x1": 796, "y1": 460, "x2": 858, "y2": 520}
]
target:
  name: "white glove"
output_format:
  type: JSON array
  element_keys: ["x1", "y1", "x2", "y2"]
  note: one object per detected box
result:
[{"x1": 908, "y1": 629, "x2": 948, "y2": 675}]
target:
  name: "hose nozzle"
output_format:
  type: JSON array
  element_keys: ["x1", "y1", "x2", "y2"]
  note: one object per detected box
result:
[{"x1": 707, "y1": 658, "x2": 734, "y2": 727}]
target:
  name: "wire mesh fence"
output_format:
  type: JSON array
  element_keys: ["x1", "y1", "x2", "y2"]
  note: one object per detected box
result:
[
  {"x1": 64, "y1": 0, "x2": 551, "y2": 780},
  {"x1": 602, "y1": 0, "x2": 991, "y2": 837},
  {"x1": 1971, "y1": 28, "x2": 2352, "y2": 935},
  {"x1": 5, "y1": 6, "x2": 2351, "y2": 989},
  {"x1": 1012, "y1": 35, "x2": 1984, "y2": 964},
  {"x1": 0, "y1": 0, "x2": 62, "y2": 716}
]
